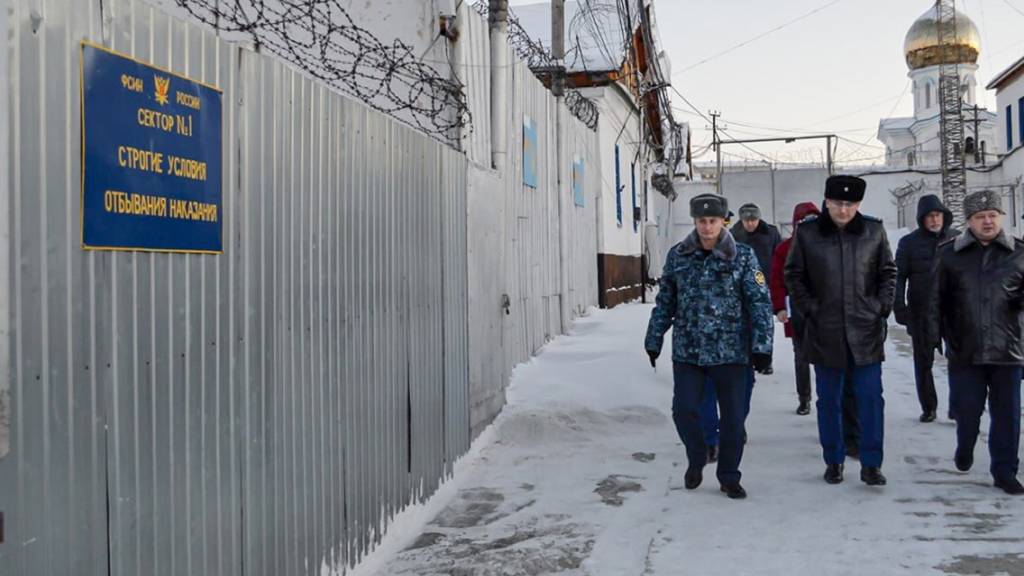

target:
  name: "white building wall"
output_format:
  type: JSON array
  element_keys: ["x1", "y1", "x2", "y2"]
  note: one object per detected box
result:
[
  {"x1": 995, "y1": 75, "x2": 1024, "y2": 154},
  {"x1": 591, "y1": 84, "x2": 643, "y2": 257}
]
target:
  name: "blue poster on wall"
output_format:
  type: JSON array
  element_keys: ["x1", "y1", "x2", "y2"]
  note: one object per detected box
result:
[
  {"x1": 572, "y1": 156, "x2": 585, "y2": 207},
  {"x1": 523, "y1": 115, "x2": 538, "y2": 188},
  {"x1": 81, "y1": 42, "x2": 223, "y2": 253}
]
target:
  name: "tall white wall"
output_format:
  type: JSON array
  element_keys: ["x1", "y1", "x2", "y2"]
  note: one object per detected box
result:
[{"x1": 459, "y1": 7, "x2": 600, "y2": 437}]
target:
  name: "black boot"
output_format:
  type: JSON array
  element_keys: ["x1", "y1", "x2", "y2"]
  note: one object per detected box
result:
[
  {"x1": 919, "y1": 410, "x2": 937, "y2": 423},
  {"x1": 860, "y1": 467, "x2": 887, "y2": 486},
  {"x1": 684, "y1": 467, "x2": 703, "y2": 490},
  {"x1": 720, "y1": 483, "x2": 747, "y2": 499},
  {"x1": 796, "y1": 398, "x2": 811, "y2": 416},
  {"x1": 994, "y1": 477, "x2": 1024, "y2": 495},
  {"x1": 707, "y1": 444, "x2": 719, "y2": 464},
  {"x1": 954, "y1": 449, "x2": 973, "y2": 472},
  {"x1": 824, "y1": 463, "x2": 844, "y2": 484}
]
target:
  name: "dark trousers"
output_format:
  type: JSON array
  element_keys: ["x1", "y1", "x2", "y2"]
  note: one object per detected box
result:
[
  {"x1": 673, "y1": 363, "x2": 749, "y2": 484},
  {"x1": 910, "y1": 328, "x2": 938, "y2": 413},
  {"x1": 949, "y1": 365, "x2": 1022, "y2": 481},
  {"x1": 815, "y1": 362, "x2": 884, "y2": 468},
  {"x1": 792, "y1": 329, "x2": 812, "y2": 400},
  {"x1": 699, "y1": 368, "x2": 755, "y2": 447},
  {"x1": 842, "y1": 370, "x2": 860, "y2": 449}
]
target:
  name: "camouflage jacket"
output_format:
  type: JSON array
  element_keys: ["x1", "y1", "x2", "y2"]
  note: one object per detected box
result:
[{"x1": 645, "y1": 230, "x2": 774, "y2": 366}]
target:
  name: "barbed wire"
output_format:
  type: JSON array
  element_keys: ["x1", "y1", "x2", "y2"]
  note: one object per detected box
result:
[
  {"x1": 565, "y1": 91, "x2": 599, "y2": 130},
  {"x1": 472, "y1": 1, "x2": 599, "y2": 131},
  {"x1": 172, "y1": 0, "x2": 470, "y2": 145}
]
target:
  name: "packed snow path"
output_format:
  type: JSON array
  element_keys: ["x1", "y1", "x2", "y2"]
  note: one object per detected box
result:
[{"x1": 363, "y1": 305, "x2": 1024, "y2": 576}]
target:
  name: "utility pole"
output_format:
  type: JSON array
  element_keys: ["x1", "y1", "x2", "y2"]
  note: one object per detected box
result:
[
  {"x1": 826, "y1": 135, "x2": 834, "y2": 175},
  {"x1": 552, "y1": 0, "x2": 566, "y2": 97},
  {"x1": 969, "y1": 103, "x2": 982, "y2": 165},
  {"x1": 710, "y1": 110, "x2": 722, "y2": 194}
]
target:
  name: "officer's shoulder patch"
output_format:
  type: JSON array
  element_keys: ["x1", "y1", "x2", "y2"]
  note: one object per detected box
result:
[{"x1": 754, "y1": 270, "x2": 766, "y2": 286}]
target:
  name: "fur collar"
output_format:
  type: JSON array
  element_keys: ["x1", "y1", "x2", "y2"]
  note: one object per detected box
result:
[
  {"x1": 954, "y1": 229, "x2": 1015, "y2": 252},
  {"x1": 816, "y1": 204, "x2": 866, "y2": 236},
  {"x1": 680, "y1": 229, "x2": 738, "y2": 261}
]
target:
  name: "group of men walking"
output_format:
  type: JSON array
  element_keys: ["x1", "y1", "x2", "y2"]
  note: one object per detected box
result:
[{"x1": 645, "y1": 175, "x2": 1024, "y2": 499}]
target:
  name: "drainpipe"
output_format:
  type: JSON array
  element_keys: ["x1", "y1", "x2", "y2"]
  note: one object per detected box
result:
[
  {"x1": 489, "y1": 0, "x2": 508, "y2": 171},
  {"x1": 553, "y1": 0, "x2": 570, "y2": 332}
]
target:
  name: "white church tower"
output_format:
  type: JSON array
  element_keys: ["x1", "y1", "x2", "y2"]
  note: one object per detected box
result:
[{"x1": 878, "y1": 6, "x2": 997, "y2": 168}]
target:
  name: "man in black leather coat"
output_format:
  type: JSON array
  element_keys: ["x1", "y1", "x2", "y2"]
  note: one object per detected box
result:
[
  {"x1": 785, "y1": 175, "x2": 897, "y2": 487},
  {"x1": 926, "y1": 190, "x2": 1024, "y2": 495}
]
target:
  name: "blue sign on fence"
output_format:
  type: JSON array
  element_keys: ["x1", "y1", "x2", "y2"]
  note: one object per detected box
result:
[
  {"x1": 572, "y1": 156, "x2": 585, "y2": 207},
  {"x1": 523, "y1": 115, "x2": 538, "y2": 188},
  {"x1": 81, "y1": 42, "x2": 223, "y2": 253}
]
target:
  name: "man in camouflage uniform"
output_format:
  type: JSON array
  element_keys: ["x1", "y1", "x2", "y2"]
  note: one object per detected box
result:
[{"x1": 646, "y1": 194, "x2": 774, "y2": 499}]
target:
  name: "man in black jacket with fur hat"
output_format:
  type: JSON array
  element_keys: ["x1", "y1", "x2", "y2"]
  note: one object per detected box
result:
[
  {"x1": 927, "y1": 190, "x2": 1024, "y2": 495},
  {"x1": 785, "y1": 175, "x2": 897, "y2": 487},
  {"x1": 895, "y1": 195, "x2": 958, "y2": 423}
]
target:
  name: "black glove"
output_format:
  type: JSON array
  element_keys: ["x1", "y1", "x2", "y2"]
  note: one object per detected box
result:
[
  {"x1": 647, "y1": 349, "x2": 659, "y2": 368},
  {"x1": 894, "y1": 308, "x2": 910, "y2": 327},
  {"x1": 752, "y1": 353, "x2": 772, "y2": 374}
]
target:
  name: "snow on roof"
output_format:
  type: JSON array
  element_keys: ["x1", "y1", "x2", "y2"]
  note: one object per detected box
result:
[{"x1": 513, "y1": 1, "x2": 629, "y2": 73}]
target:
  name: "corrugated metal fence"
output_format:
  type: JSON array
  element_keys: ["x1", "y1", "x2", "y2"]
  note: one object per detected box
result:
[
  {"x1": 459, "y1": 6, "x2": 600, "y2": 435},
  {"x1": 0, "y1": 1, "x2": 468, "y2": 575}
]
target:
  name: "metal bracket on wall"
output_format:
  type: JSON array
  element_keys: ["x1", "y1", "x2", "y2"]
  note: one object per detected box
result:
[{"x1": 501, "y1": 294, "x2": 511, "y2": 315}]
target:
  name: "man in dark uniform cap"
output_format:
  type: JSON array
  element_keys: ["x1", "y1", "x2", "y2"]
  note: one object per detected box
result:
[
  {"x1": 927, "y1": 190, "x2": 1024, "y2": 495},
  {"x1": 646, "y1": 193, "x2": 774, "y2": 499},
  {"x1": 785, "y1": 175, "x2": 897, "y2": 487}
]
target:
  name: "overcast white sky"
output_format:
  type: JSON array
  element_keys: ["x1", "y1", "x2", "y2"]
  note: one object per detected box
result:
[{"x1": 509, "y1": 0, "x2": 1024, "y2": 166}]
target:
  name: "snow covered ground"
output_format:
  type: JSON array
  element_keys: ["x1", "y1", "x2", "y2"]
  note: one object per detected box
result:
[{"x1": 354, "y1": 304, "x2": 1024, "y2": 576}]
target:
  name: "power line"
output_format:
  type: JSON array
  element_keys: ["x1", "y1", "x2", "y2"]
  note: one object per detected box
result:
[
  {"x1": 673, "y1": 0, "x2": 846, "y2": 75},
  {"x1": 1000, "y1": 0, "x2": 1024, "y2": 19},
  {"x1": 834, "y1": 80, "x2": 911, "y2": 162}
]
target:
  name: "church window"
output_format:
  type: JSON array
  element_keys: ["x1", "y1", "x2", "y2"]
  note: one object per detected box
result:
[
  {"x1": 907, "y1": 151, "x2": 915, "y2": 167},
  {"x1": 926, "y1": 83, "x2": 932, "y2": 109},
  {"x1": 965, "y1": 137, "x2": 976, "y2": 155}
]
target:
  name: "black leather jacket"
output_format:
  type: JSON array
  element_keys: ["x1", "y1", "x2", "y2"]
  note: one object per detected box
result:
[
  {"x1": 926, "y1": 231, "x2": 1024, "y2": 367},
  {"x1": 784, "y1": 209, "x2": 897, "y2": 368}
]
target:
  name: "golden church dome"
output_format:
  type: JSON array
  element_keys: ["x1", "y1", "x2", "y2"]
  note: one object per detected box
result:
[{"x1": 904, "y1": 6, "x2": 981, "y2": 70}]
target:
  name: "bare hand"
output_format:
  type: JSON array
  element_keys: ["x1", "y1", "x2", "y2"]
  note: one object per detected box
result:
[{"x1": 776, "y1": 311, "x2": 789, "y2": 323}]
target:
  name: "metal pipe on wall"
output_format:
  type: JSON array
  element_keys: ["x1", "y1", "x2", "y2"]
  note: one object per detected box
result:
[
  {"x1": 553, "y1": 0, "x2": 570, "y2": 332},
  {"x1": 489, "y1": 0, "x2": 509, "y2": 171},
  {"x1": 0, "y1": 0, "x2": 10, "y2": 462}
]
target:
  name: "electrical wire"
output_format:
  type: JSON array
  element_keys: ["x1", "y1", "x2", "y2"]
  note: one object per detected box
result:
[{"x1": 673, "y1": 0, "x2": 846, "y2": 75}]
